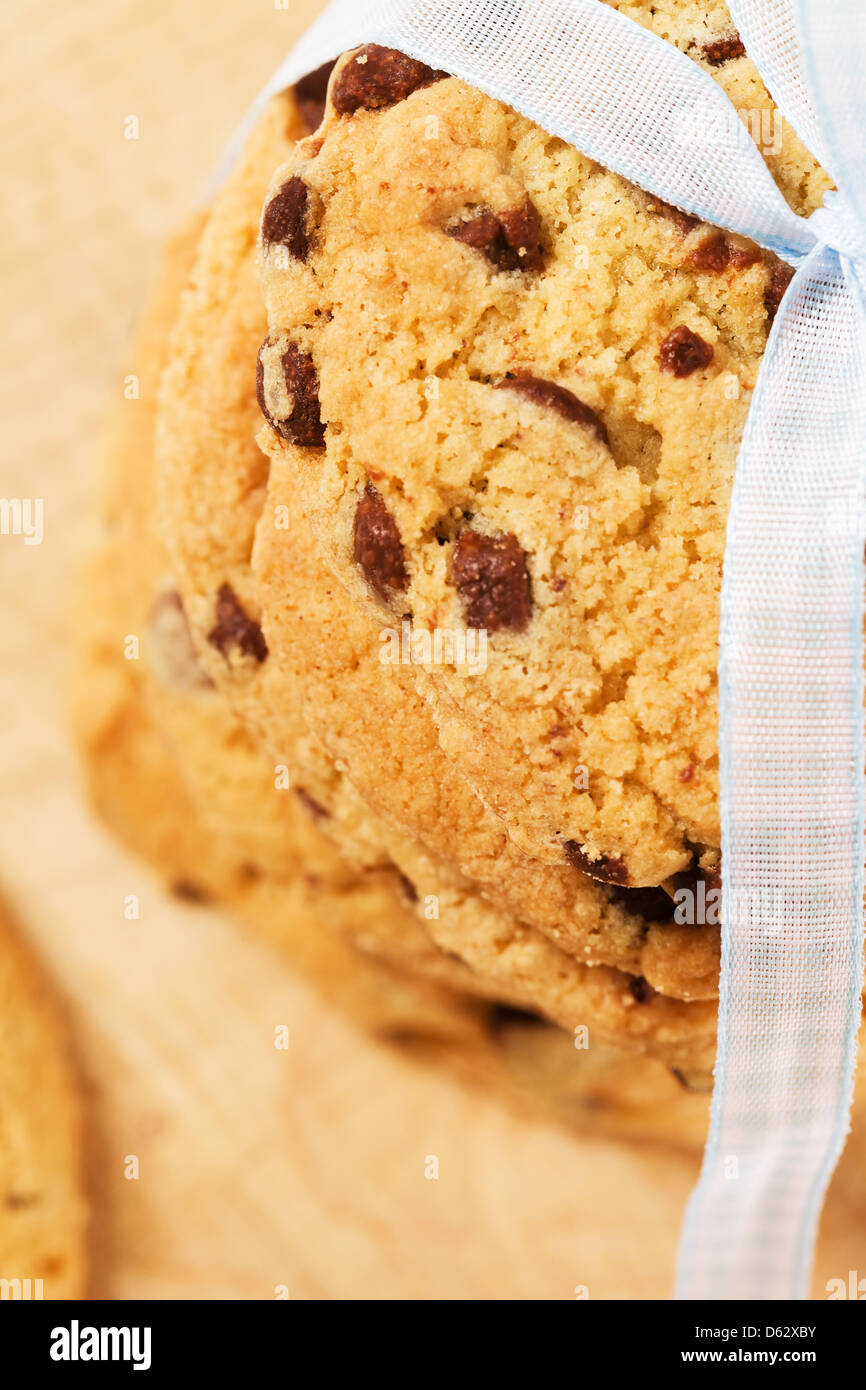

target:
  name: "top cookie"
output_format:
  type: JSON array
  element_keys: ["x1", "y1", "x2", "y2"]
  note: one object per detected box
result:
[
  {"x1": 257, "y1": 11, "x2": 827, "y2": 887},
  {"x1": 156, "y1": 80, "x2": 718, "y2": 1060}
]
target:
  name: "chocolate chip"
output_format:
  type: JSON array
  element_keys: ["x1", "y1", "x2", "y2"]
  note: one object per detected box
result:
[
  {"x1": 255, "y1": 338, "x2": 276, "y2": 428},
  {"x1": 563, "y1": 841, "x2": 630, "y2": 885},
  {"x1": 262, "y1": 175, "x2": 314, "y2": 261},
  {"x1": 727, "y1": 241, "x2": 763, "y2": 270},
  {"x1": 281, "y1": 344, "x2": 325, "y2": 445},
  {"x1": 172, "y1": 879, "x2": 212, "y2": 906},
  {"x1": 497, "y1": 373, "x2": 608, "y2": 446},
  {"x1": 488, "y1": 1003, "x2": 546, "y2": 1035},
  {"x1": 684, "y1": 232, "x2": 731, "y2": 273},
  {"x1": 332, "y1": 44, "x2": 447, "y2": 115},
  {"x1": 659, "y1": 325, "x2": 714, "y2": 378},
  {"x1": 608, "y1": 884, "x2": 677, "y2": 924},
  {"x1": 257, "y1": 340, "x2": 326, "y2": 446},
  {"x1": 4, "y1": 1192, "x2": 37, "y2": 1211},
  {"x1": 295, "y1": 788, "x2": 330, "y2": 821},
  {"x1": 449, "y1": 196, "x2": 544, "y2": 273},
  {"x1": 452, "y1": 530, "x2": 532, "y2": 633},
  {"x1": 701, "y1": 33, "x2": 747, "y2": 65},
  {"x1": 293, "y1": 59, "x2": 338, "y2": 133},
  {"x1": 353, "y1": 482, "x2": 409, "y2": 602},
  {"x1": 629, "y1": 976, "x2": 654, "y2": 1004},
  {"x1": 207, "y1": 583, "x2": 268, "y2": 663},
  {"x1": 396, "y1": 872, "x2": 418, "y2": 903},
  {"x1": 766, "y1": 261, "x2": 795, "y2": 325},
  {"x1": 672, "y1": 1067, "x2": 713, "y2": 1094},
  {"x1": 684, "y1": 231, "x2": 761, "y2": 273}
]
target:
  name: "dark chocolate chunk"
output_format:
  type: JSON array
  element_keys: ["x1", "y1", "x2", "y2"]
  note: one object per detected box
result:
[
  {"x1": 564, "y1": 841, "x2": 630, "y2": 885},
  {"x1": 257, "y1": 342, "x2": 326, "y2": 447},
  {"x1": 293, "y1": 59, "x2": 338, "y2": 132},
  {"x1": 280, "y1": 344, "x2": 326, "y2": 445},
  {"x1": 702, "y1": 34, "x2": 747, "y2": 66},
  {"x1": 489, "y1": 1003, "x2": 546, "y2": 1034},
  {"x1": 684, "y1": 230, "x2": 761, "y2": 272},
  {"x1": 295, "y1": 788, "x2": 331, "y2": 821},
  {"x1": 332, "y1": 44, "x2": 447, "y2": 115},
  {"x1": 207, "y1": 583, "x2": 268, "y2": 663},
  {"x1": 765, "y1": 261, "x2": 795, "y2": 325},
  {"x1": 498, "y1": 373, "x2": 608, "y2": 445},
  {"x1": 261, "y1": 175, "x2": 314, "y2": 261},
  {"x1": 449, "y1": 196, "x2": 544, "y2": 273},
  {"x1": 659, "y1": 325, "x2": 714, "y2": 378},
  {"x1": 608, "y1": 883, "x2": 678, "y2": 924},
  {"x1": 396, "y1": 872, "x2": 419, "y2": 904},
  {"x1": 172, "y1": 879, "x2": 212, "y2": 906},
  {"x1": 353, "y1": 481, "x2": 409, "y2": 602},
  {"x1": 452, "y1": 529, "x2": 532, "y2": 633},
  {"x1": 629, "y1": 975, "x2": 654, "y2": 1004}
]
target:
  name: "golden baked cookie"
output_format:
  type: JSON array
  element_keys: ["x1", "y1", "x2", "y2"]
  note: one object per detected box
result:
[
  {"x1": 157, "y1": 74, "x2": 721, "y2": 1012},
  {"x1": 76, "y1": 181, "x2": 713, "y2": 1137},
  {"x1": 0, "y1": 899, "x2": 87, "y2": 1299},
  {"x1": 155, "y1": 90, "x2": 718, "y2": 1069},
  {"x1": 256, "y1": 10, "x2": 827, "y2": 892}
]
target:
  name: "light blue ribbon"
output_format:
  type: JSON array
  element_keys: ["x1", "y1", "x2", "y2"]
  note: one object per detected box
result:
[{"x1": 245, "y1": 0, "x2": 866, "y2": 1296}]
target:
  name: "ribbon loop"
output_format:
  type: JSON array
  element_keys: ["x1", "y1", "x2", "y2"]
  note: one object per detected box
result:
[{"x1": 808, "y1": 192, "x2": 866, "y2": 269}]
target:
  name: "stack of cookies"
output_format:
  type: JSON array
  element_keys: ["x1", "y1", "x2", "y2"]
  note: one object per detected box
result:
[{"x1": 74, "y1": 1, "x2": 830, "y2": 1143}]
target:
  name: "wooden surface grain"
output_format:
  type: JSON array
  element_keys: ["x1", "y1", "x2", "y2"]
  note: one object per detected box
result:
[{"x1": 0, "y1": 0, "x2": 863, "y2": 1300}]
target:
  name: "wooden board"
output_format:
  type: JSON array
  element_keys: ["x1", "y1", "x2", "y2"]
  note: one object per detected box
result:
[{"x1": 0, "y1": 0, "x2": 863, "y2": 1300}]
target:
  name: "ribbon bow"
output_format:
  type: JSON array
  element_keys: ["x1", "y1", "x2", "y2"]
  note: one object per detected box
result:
[{"x1": 259, "y1": 0, "x2": 866, "y2": 1299}]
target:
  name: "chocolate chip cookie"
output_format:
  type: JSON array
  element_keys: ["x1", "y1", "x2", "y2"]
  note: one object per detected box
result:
[
  {"x1": 257, "y1": 12, "x2": 826, "y2": 889},
  {"x1": 84, "y1": 178, "x2": 715, "y2": 1133},
  {"x1": 155, "y1": 85, "x2": 720, "y2": 1066}
]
